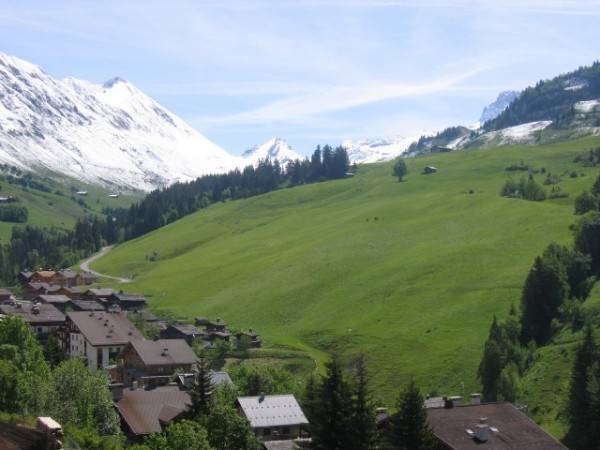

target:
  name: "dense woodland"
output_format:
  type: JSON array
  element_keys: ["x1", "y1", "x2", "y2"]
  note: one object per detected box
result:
[
  {"x1": 0, "y1": 145, "x2": 350, "y2": 283},
  {"x1": 478, "y1": 173, "x2": 600, "y2": 450}
]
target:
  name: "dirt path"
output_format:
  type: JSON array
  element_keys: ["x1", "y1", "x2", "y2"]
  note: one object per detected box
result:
[{"x1": 80, "y1": 245, "x2": 132, "y2": 283}]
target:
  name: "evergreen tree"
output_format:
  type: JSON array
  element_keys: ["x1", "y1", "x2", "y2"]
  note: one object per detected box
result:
[
  {"x1": 188, "y1": 357, "x2": 215, "y2": 418},
  {"x1": 393, "y1": 159, "x2": 408, "y2": 181},
  {"x1": 388, "y1": 380, "x2": 434, "y2": 450},
  {"x1": 307, "y1": 357, "x2": 354, "y2": 450},
  {"x1": 478, "y1": 339, "x2": 503, "y2": 402},
  {"x1": 575, "y1": 213, "x2": 600, "y2": 272},
  {"x1": 566, "y1": 325, "x2": 596, "y2": 449},
  {"x1": 349, "y1": 356, "x2": 376, "y2": 450}
]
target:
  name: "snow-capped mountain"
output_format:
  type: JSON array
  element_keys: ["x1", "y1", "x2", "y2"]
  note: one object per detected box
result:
[
  {"x1": 480, "y1": 90, "x2": 519, "y2": 124},
  {"x1": 342, "y1": 134, "x2": 426, "y2": 164},
  {"x1": 0, "y1": 52, "x2": 238, "y2": 191},
  {"x1": 241, "y1": 137, "x2": 302, "y2": 167}
]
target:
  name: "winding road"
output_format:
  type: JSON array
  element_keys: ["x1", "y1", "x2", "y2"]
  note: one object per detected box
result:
[{"x1": 80, "y1": 245, "x2": 132, "y2": 283}]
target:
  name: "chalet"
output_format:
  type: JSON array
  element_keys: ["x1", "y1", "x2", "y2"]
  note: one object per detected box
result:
[
  {"x1": 18, "y1": 271, "x2": 34, "y2": 285},
  {"x1": 431, "y1": 145, "x2": 453, "y2": 153},
  {"x1": 237, "y1": 395, "x2": 309, "y2": 442},
  {"x1": 423, "y1": 166, "x2": 438, "y2": 174},
  {"x1": 35, "y1": 295, "x2": 72, "y2": 313},
  {"x1": 427, "y1": 401, "x2": 567, "y2": 449},
  {"x1": 84, "y1": 288, "x2": 116, "y2": 302},
  {"x1": 205, "y1": 318, "x2": 227, "y2": 333},
  {"x1": 0, "y1": 302, "x2": 65, "y2": 341},
  {"x1": 120, "y1": 339, "x2": 197, "y2": 385},
  {"x1": 77, "y1": 272, "x2": 98, "y2": 285},
  {"x1": 160, "y1": 323, "x2": 205, "y2": 345},
  {"x1": 30, "y1": 270, "x2": 58, "y2": 284},
  {"x1": 23, "y1": 282, "x2": 51, "y2": 300},
  {"x1": 71, "y1": 300, "x2": 105, "y2": 312},
  {"x1": 108, "y1": 292, "x2": 147, "y2": 311},
  {"x1": 0, "y1": 288, "x2": 14, "y2": 303},
  {"x1": 235, "y1": 329, "x2": 262, "y2": 348},
  {"x1": 53, "y1": 270, "x2": 79, "y2": 287},
  {"x1": 195, "y1": 317, "x2": 209, "y2": 326},
  {"x1": 115, "y1": 385, "x2": 190, "y2": 439},
  {"x1": 65, "y1": 311, "x2": 144, "y2": 370},
  {"x1": 60, "y1": 285, "x2": 85, "y2": 300}
]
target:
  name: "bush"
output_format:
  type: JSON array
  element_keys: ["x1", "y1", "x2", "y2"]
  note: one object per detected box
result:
[
  {"x1": 0, "y1": 205, "x2": 28, "y2": 222},
  {"x1": 500, "y1": 177, "x2": 546, "y2": 201}
]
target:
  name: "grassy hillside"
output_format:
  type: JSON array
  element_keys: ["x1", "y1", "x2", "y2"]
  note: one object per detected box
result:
[
  {"x1": 92, "y1": 137, "x2": 599, "y2": 403},
  {"x1": 0, "y1": 168, "x2": 139, "y2": 242}
]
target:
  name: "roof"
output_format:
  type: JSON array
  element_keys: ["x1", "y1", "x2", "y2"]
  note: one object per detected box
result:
[
  {"x1": 56, "y1": 270, "x2": 78, "y2": 279},
  {"x1": 67, "y1": 311, "x2": 143, "y2": 346},
  {"x1": 168, "y1": 323, "x2": 204, "y2": 336},
  {"x1": 127, "y1": 339, "x2": 197, "y2": 366},
  {"x1": 71, "y1": 300, "x2": 105, "y2": 311},
  {"x1": 238, "y1": 395, "x2": 309, "y2": 428},
  {"x1": 112, "y1": 292, "x2": 147, "y2": 302},
  {"x1": 427, "y1": 403, "x2": 567, "y2": 450},
  {"x1": 79, "y1": 272, "x2": 97, "y2": 279},
  {"x1": 86, "y1": 288, "x2": 115, "y2": 297},
  {"x1": 0, "y1": 288, "x2": 12, "y2": 296},
  {"x1": 115, "y1": 386, "x2": 190, "y2": 435},
  {"x1": 0, "y1": 303, "x2": 65, "y2": 324},
  {"x1": 35, "y1": 270, "x2": 56, "y2": 278},
  {"x1": 425, "y1": 397, "x2": 445, "y2": 409},
  {"x1": 36, "y1": 295, "x2": 71, "y2": 304},
  {"x1": 26, "y1": 282, "x2": 50, "y2": 291},
  {"x1": 207, "y1": 319, "x2": 227, "y2": 327},
  {"x1": 176, "y1": 371, "x2": 233, "y2": 389}
]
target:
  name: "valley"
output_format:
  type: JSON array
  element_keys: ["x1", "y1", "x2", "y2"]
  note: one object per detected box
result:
[{"x1": 91, "y1": 137, "x2": 599, "y2": 409}]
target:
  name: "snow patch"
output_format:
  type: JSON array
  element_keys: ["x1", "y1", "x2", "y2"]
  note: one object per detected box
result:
[
  {"x1": 241, "y1": 137, "x2": 302, "y2": 167},
  {"x1": 575, "y1": 99, "x2": 600, "y2": 113},
  {"x1": 342, "y1": 134, "x2": 426, "y2": 164}
]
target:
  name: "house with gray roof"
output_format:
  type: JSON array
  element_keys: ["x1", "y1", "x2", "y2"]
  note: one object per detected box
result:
[{"x1": 237, "y1": 394, "x2": 309, "y2": 442}]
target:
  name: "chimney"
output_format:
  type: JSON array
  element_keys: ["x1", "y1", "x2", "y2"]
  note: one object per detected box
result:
[
  {"x1": 474, "y1": 418, "x2": 490, "y2": 442},
  {"x1": 258, "y1": 393, "x2": 265, "y2": 403},
  {"x1": 161, "y1": 347, "x2": 169, "y2": 356},
  {"x1": 132, "y1": 380, "x2": 138, "y2": 391},
  {"x1": 470, "y1": 393, "x2": 482, "y2": 405}
]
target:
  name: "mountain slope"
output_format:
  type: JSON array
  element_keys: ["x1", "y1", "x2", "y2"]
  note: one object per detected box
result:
[
  {"x1": 0, "y1": 52, "x2": 237, "y2": 191},
  {"x1": 90, "y1": 136, "x2": 600, "y2": 405},
  {"x1": 480, "y1": 90, "x2": 519, "y2": 123},
  {"x1": 241, "y1": 137, "x2": 302, "y2": 167}
]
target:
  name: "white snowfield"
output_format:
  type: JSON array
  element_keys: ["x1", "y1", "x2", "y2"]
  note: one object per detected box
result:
[
  {"x1": 342, "y1": 134, "x2": 426, "y2": 164},
  {"x1": 575, "y1": 99, "x2": 600, "y2": 113},
  {"x1": 0, "y1": 52, "x2": 242, "y2": 191},
  {"x1": 479, "y1": 120, "x2": 552, "y2": 143}
]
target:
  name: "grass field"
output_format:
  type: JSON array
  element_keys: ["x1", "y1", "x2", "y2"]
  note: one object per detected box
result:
[
  {"x1": 92, "y1": 137, "x2": 600, "y2": 406},
  {"x1": 0, "y1": 171, "x2": 139, "y2": 242}
]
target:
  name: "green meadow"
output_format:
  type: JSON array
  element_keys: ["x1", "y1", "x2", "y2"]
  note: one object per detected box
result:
[{"x1": 92, "y1": 137, "x2": 600, "y2": 403}]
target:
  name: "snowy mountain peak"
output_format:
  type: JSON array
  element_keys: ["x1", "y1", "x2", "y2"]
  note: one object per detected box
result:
[
  {"x1": 480, "y1": 90, "x2": 519, "y2": 124},
  {"x1": 241, "y1": 137, "x2": 302, "y2": 166},
  {"x1": 0, "y1": 52, "x2": 238, "y2": 191},
  {"x1": 342, "y1": 133, "x2": 428, "y2": 164}
]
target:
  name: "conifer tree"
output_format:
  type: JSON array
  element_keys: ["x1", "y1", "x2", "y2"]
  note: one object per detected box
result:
[
  {"x1": 388, "y1": 380, "x2": 434, "y2": 450},
  {"x1": 188, "y1": 357, "x2": 214, "y2": 418},
  {"x1": 566, "y1": 325, "x2": 596, "y2": 449},
  {"x1": 393, "y1": 158, "x2": 408, "y2": 181},
  {"x1": 349, "y1": 356, "x2": 376, "y2": 450}
]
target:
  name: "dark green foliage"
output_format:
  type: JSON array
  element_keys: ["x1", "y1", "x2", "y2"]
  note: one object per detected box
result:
[
  {"x1": 574, "y1": 190, "x2": 598, "y2": 214},
  {"x1": 305, "y1": 357, "x2": 355, "y2": 450},
  {"x1": 230, "y1": 364, "x2": 296, "y2": 396},
  {"x1": 478, "y1": 329, "x2": 503, "y2": 401},
  {"x1": 575, "y1": 213, "x2": 600, "y2": 272},
  {"x1": 520, "y1": 250, "x2": 570, "y2": 345},
  {"x1": 198, "y1": 405, "x2": 262, "y2": 450},
  {"x1": 574, "y1": 146, "x2": 600, "y2": 167},
  {"x1": 43, "y1": 334, "x2": 65, "y2": 367},
  {"x1": 387, "y1": 380, "x2": 435, "y2": 450},
  {"x1": 188, "y1": 358, "x2": 215, "y2": 418},
  {"x1": 505, "y1": 161, "x2": 530, "y2": 172},
  {"x1": 0, "y1": 359, "x2": 26, "y2": 413},
  {"x1": 565, "y1": 326, "x2": 596, "y2": 450},
  {"x1": 349, "y1": 356, "x2": 377, "y2": 450},
  {"x1": 393, "y1": 159, "x2": 408, "y2": 181},
  {"x1": 407, "y1": 126, "x2": 472, "y2": 154},
  {"x1": 144, "y1": 420, "x2": 213, "y2": 450},
  {"x1": 0, "y1": 205, "x2": 28, "y2": 223},
  {"x1": 500, "y1": 177, "x2": 546, "y2": 201}
]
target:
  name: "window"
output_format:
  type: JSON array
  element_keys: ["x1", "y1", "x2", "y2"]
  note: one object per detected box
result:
[
  {"x1": 282, "y1": 427, "x2": 290, "y2": 435},
  {"x1": 263, "y1": 428, "x2": 271, "y2": 436}
]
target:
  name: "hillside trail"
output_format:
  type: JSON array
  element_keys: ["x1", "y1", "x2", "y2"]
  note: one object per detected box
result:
[{"x1": 80, "y1": 245, "x2": 132, "y2": 283}]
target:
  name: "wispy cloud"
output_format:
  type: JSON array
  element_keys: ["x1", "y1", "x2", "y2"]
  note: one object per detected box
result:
[{"x1": 196, "y1": 66, "x2": 488, "y2": 127}]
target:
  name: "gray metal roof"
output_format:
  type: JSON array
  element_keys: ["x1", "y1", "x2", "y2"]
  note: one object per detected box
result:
[{"x1": 238, "y1": 395, "x2": 309, "y2": 428}]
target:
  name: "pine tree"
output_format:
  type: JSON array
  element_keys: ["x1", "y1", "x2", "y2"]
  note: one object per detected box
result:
[
  {"x1": 349, "y1": 356, "x2": 376, "y2": 450},
  {"x1": 307, "y1": 357, "x2": 354, "y2": 450},
  {"x1": 478, "y1": 339, "x2": 503, "y2": 402},
  {"x1": 393, "y1": 159, "x2": 408, "y2": 181},
  {"x1": 188, "y1": 357, "x2": 214, "y2": 418},
  {"x1": 388, "y1": 380, "x2": 434, "y2": 450},
  {"x1": 566, "y1": 325, "x2": 596, "y2": 449}
]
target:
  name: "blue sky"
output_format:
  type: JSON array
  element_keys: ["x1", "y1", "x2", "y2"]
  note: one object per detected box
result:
[{"x1": 1, "y1": 0, "x2": 599, "y2": 156}]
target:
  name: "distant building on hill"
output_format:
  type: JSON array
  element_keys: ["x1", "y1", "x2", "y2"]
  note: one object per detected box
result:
[
  {"x1": 423, "y1": 166, "x2": 438, "y2": 174},
  {"x1": 160, "y1": 323, "x2": 205, "y2": 345}
]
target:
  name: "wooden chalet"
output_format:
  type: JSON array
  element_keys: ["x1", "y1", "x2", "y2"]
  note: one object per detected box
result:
[
  {"x1": 108, "y1": 292, "x2": 147, "y2": 311},
  {"x1": 160, "y1": 323, "x2": 205, "y2": 345},
  {"x1": 35, "y1": 294, "x2": 72, "y2": 313},
  {"x1": 0, "y1": 302, "x2": 65, "y2": 341},
  {"x1": 235, "y1": 329, "x2": 262, "y2": 348}
]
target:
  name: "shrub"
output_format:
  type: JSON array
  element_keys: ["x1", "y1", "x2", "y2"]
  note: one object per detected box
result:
[{"x1": 0, "y1": 205, "x2": 28, "y2": 223}]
